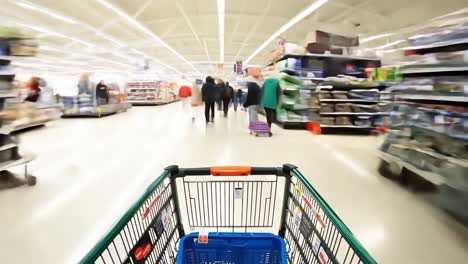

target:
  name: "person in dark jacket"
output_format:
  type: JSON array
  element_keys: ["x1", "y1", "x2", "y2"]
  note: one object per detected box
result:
[
  {"x1": 201, "y1": 76, "x2": 217, "y2": 123},
  {"x1": 96, "y1": 80, "x2": 109, "y2": 105},
  {"x1": 215, "y1": 80, "x2": 224, "y2": 111},
  {"x1": 221, "y1": 82, "x2": 234, "y2": 117},
  {"x1": 243, "y1": 82, "x2": 261, "y2": 122}
]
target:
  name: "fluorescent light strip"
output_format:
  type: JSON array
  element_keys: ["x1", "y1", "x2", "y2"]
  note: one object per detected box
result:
[
  {"x1": 16, "y1": 0, "x2": 125, "y2": 48},
  {"x1": 39, "y1": 45, "x2": 130, "y2": 68},
  {"x1": 97, "y1": 32, "x2": 125, "y2": 47},
  {"x1": 375, "y1": 40, "x2": 405, "y2": 49},
  {"x1": 18, "y1": 22, "x2": 94, "y2": 47},
  {"x1": 383, "y1": 49, "x2": 399, "y2": 54},
  {"x1": 16, "y1": 0, "x2": 78, "y2": 24},
  {"x1": 15, "y1": 0, "x2": 177, "y2": 74},
  {"x1": 360, "y1": 33, "x2": 393, "y2": 43},
  {"x1": 217, "y1": 0, "x2": 225, "y2": 63},
  {"x1": 244, "y1": 0, "x2": 328, "y2": 65},
  {"x1": 95, "y1": 0, "x2": 201, "y2": 75}
]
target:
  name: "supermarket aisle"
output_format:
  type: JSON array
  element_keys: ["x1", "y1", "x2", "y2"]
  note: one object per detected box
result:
[{"x1": 0, "y1": 102, "x2": 467, "y2": 263}]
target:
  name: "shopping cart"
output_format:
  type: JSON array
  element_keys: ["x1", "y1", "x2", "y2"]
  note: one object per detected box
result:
[{"x1": 80, "y1": 165, "x2": 377, "y2": 264}]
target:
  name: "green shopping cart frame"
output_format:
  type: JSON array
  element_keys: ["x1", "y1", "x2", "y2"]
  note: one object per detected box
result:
[{"x1": 80, "y1": 164, "x2": 376, "y2": 264}]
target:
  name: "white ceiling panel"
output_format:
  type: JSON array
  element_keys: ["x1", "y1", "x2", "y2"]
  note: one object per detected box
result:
[{"x1": 0, "y1": 0, "x2": 467, "y2": 77}]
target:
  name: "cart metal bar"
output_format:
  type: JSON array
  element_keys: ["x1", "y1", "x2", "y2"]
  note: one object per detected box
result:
[
  {"x1": 291, "y1": 168, "x2": 377, "y2": 264},
  {"x1": 80, "y1": 165, "x2": 377, "y2": 264},
  {"x1": 79, "y1": 170, "x2": 170, "y2": 264},
  {"x1": 172, "y1": 166, "x2": 284, "y2": 177}
]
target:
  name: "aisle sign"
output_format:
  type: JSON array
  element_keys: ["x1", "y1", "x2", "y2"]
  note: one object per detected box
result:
[{"x1": 234, "y1": 61, "x2": 243, "y2": 74}]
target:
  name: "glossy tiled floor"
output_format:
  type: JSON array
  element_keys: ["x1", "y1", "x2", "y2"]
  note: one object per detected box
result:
[{"x1": 0, "y1": 102, "x2": 467, "y2": 263}]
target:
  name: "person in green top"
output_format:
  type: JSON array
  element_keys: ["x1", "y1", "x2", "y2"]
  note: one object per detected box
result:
[{"x1": 261, "y1": 78, "x2": 281, "y2": 131}]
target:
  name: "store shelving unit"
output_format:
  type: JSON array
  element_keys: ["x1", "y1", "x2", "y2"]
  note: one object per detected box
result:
[
  {"x1": 1, "y1": 101, "x2": 62, "y2": 132},
  {"x1": 269, "y1": 53, "x2": 382, "y2": 130},
  {"x1": 315, "y1": 84, "x2": 389, "y2": 134},
  {"x1": 126, "y1": 81, "x2": 177, "y2": 105},
  {"x1": 0, "y1": 39, "x2": 36, "y2": 189},
  {"x1": 378, "y1": 26, "x2": 468, "y2": 220},
  {"x1": 61, "y1": 102, "x2": 131, "y2": 118}
]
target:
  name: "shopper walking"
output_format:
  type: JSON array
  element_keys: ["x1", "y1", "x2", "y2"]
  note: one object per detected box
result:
[
  {"x1": 215, "y1": 79, "x2": 224, "y2": 111},
  {"x1": 261, "y1": 78, "x2": 281, "y2": 130},
  {"x1": 190, "y1": 80, "x2": 203, "y2": 121},
  {"x1": 221, "y1": 82, "x2": 234, "y2": 117},
  {"x1": 202, "y1": 76, "x2": 217, "y2": 123},
  {"x1": 233, "y1": 87, "x2": 242, "y2": 111},
  {"x1": 243, "y1": 82, "x2": 261, "y2": 122},
  {"x1": 96, "y1": 80, "x2": 109, "y2": 106},
  {"x1": 77, "y1": 74, "x2": 92, "y2": 95}
]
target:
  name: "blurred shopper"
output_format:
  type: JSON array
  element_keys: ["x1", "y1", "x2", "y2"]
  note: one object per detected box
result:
[
  {"x1": 96, "y1": 80, "x2": 109, "y2": 106},
  {"x1": 233, "y1": 86, "x2": 242, "y2": 111},
  {"x1": 215, "y1": 79, "x2": 224, "y2": 111},
  {"x1": 243, "y1": 82, "x2": 261, "y2": 122},
  {"x1": 202, "y1": 76, "x2": 217, "y2": 123},
  {"x1": 178, "y1": 84, "x2": 192, "y2": 108},
  {"x1": 190, "y1": 80, "x2": 203, "y2": 121},
  {"x1": 25, "y1": 77, "x2": 40, "y2": 102},
  {"x1": 38, "y1": 78, "x2": 54, "y2": 104},
  {"x1": 261, "y1": 78, "x2": 281, "y2": 129},
  {"x1": 78, "y1": 74, "x2": 92, "y2": 95},
  {"x1": 221, "y1": 82, "x2": 234, "y2": 117}
]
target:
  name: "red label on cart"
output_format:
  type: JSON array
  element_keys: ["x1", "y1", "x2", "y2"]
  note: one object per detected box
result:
[
  {"x1": 302, "y1": 196, "x2": 312, "y2": 209},
  {"x1": 124, "y1": 232, "x2": 153, "y2": 264},
  {"x1": 315, "y1": 213, "x2": 326, "y2": 229},
  {"x1": 143, "y1": 194, "x2": 162, "y2": 218},
  {"x1": 198, "y1": 233, "x2": 208, "y2": 244},
  {"x1": 318, "y1": 247, "x2": 329, "y2": 264},
  {"x1": 135, "y1": 243, "x2": 152, "y2": 260}
]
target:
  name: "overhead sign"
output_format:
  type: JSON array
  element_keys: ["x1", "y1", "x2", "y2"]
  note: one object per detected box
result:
[{"x1": 234, "y1": 61, "x2": 243, "y2": 74}]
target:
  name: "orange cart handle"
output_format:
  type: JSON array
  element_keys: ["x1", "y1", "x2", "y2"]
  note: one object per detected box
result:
[{"x1": 210, "y1": 166, "x2": 251, "y2": 176}]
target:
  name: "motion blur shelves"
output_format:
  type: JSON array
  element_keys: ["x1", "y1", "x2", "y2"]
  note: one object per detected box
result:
[{"x1": 271, "y1": 53, "x2": 379, "y2": 65}]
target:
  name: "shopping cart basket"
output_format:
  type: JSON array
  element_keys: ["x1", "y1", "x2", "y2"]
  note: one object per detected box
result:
[{"x1": 80, "y1": 165, "x2": 377, "y2": 264}]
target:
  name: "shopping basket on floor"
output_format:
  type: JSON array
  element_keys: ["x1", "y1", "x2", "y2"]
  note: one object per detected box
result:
[{"x1": 80, "y1": 165, "x2": 377, "y2": 264}]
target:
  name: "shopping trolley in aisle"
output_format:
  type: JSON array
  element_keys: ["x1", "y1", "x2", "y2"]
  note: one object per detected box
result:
[{"x1": 80, "y1": 165, "x2": 377, "y2": 264}]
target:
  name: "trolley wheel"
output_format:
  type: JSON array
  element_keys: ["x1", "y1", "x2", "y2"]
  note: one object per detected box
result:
[
  {"x1": 255, "y1": 133, "x2": 258, "y2": 137},
  {"x1": 268, "y1": 132, "x2": 272, "y2": 137},
  {"x1": 26, "y1": 175, "x2": 36, "y2": 186},
  {"x1": 377, "y1": 160, "x2": 398, "y2": 180},
  {"x1": 249, "y1": 131, "x2": 252, "y2": 135}
]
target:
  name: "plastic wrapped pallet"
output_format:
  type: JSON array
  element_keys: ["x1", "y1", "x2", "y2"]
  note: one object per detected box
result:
[
  {"x1": 354, "y1": 117, "x2": 372, "y2": 126},
  {"x1": 320, "y1": 104, "x2": 334, "y2": 112},
  {"x1": 335, "y1": 103, "x2": 353, "y2": 112},
  {"x1": 320, "y1": 117, "x2": 335, "y2": 125},
  {"x1": 318, "y1": 92, "x2": 332, "y2": 99},
  {"x1": 335, "y1": 116, "x2": 353, "y2": 125},
  {"x1": 332, "y1": 91, "x2": 348, "y2": 99},
  {"x1": 351, "y1": 104, "x2": 379, "y2": 113}
]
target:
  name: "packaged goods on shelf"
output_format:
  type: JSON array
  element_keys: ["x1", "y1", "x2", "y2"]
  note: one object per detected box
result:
[
  {"x1": 0, "y1": 27, "x2": 37, "y2": 188},
  {"x1": 61, "y1": 84, "x2": 130, "y2": 117},
  {"x1": 126, "y1": 81, "x2": 176, "y2": 105},
  {"x1": 378, "y1": 22, "x2": 468, "y2": 221},
  {"x1": 1, "y1": 101, "x2": 61, "y2": 132}
]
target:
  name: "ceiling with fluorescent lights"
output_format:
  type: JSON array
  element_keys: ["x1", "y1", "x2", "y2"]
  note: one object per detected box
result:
[{"x1": 1, "y1": 0, "x2": 468, "y2": 78}]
